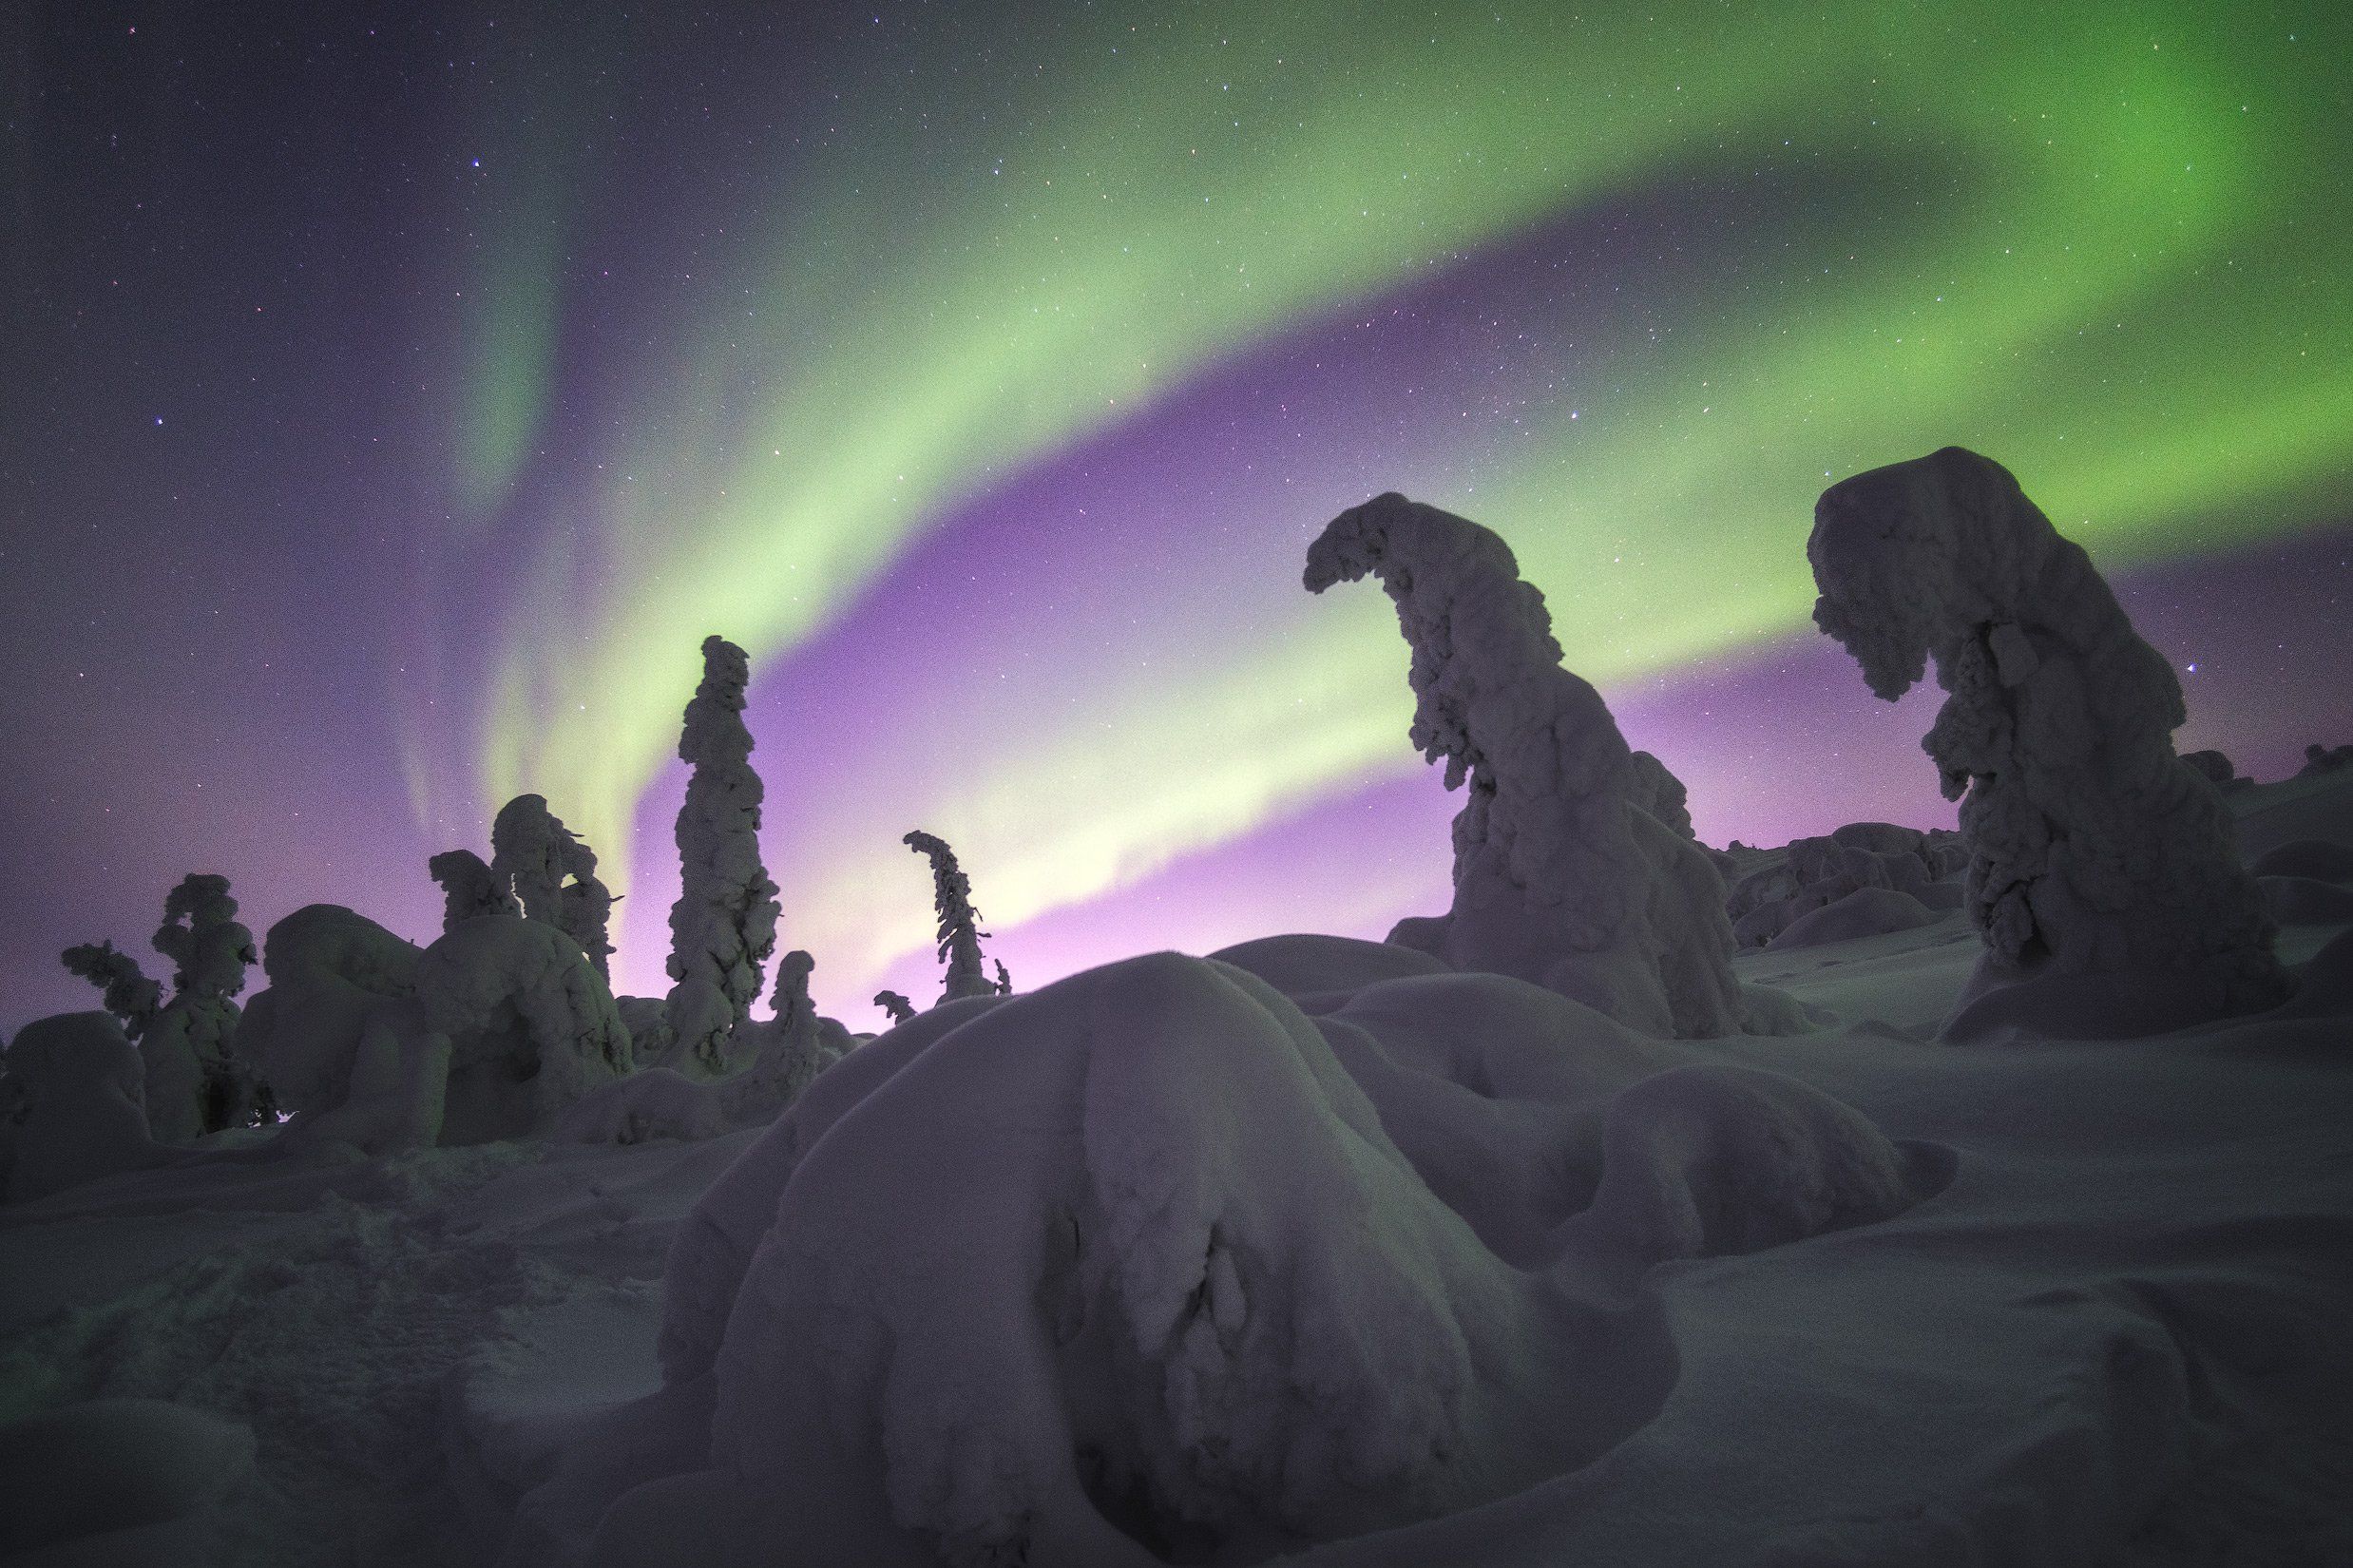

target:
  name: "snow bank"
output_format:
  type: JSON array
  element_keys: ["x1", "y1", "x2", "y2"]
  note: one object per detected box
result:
[
  {"x1": 1808, "y1": 448, "x2": 2288, "y2": 1035},
  {"x1": 0, "y1": 1399, "x2": 255, "y2": 1559},
  {"x1": 1306, "y1": 493, "x2": 1740, "y2": 1038},
  {"x1": 0, "y1": 1012, "x2": 161, "y2": 1203}
]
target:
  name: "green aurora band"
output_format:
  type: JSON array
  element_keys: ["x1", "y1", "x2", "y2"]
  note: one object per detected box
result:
[{"x1": 444, "y1": 1, "x2": 2353, "y2": 984}]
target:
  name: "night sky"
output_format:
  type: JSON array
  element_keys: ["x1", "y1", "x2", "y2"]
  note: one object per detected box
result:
[{"x1": 4, "y1": 1, "x2": 2348, "y2": 1034}]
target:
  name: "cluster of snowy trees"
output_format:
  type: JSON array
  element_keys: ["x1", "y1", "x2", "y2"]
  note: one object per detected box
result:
[
  {"x1": 8, "y1": 636, "x2": 1014, "y2": 1196},
  {"x1": 6, "y1": 445, "x2": 2337, "y2": 1205}
]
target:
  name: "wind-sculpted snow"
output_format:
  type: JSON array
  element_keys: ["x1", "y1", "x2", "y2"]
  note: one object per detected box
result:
[
  {"x1": 527, "y1": 945, "x2": 1936, "y2": 1566},
  {"x1": 1304, "y1": 493, "x2": 1741, "y2": 1039},
  {"x1": 1809, "y1": 448, "x2": 2289, "y2": 1034},
  {"x1": 661, "y1": 636, "x2": 782, "y2": 1078}
]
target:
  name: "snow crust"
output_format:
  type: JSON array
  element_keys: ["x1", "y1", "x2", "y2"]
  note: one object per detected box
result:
[{"x1": 1306, "y1": 493, "x2": 1740, "y2": 1038}]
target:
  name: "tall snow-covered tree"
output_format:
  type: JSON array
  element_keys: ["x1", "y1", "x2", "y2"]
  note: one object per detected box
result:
[
  {"x1": 903, "y1": 831, "x2": 996, "y2": 1004},
  {"x1": 142, "y1": 873, "x2": 259, "y2": 1138},
  {"x1": 663, "y1": 636, "x2": 782, "y2": 1076},
  {"x1": 1306, "y1": 493, "x2": 1741, "y2": 1038},
  {"x1": 1808, "y1": 446, "x2": 2288, "y2": 1027}
]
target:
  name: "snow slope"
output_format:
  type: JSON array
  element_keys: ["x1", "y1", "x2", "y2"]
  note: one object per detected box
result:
[{"x1": 2, "y1": 772, "x2": 2348, "y2": 1567}]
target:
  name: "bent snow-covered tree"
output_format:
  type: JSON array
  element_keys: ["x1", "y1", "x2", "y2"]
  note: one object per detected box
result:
[
  {"x1": 61, "y1": 940, "x2": 163, "y2": 1039},
  {"x1": 1808, "y1": 447, "x2": 2288, "y2": 1028},
  {"x1": 1305, "y1": 493, "x2": 1741, "y2": 1038},
  {"x1": 903, "y1": 830, "x2": 997, "y2": 1004},
  {"x1": 664, "y1": 636, "x2": 782, "y2": 1076}
]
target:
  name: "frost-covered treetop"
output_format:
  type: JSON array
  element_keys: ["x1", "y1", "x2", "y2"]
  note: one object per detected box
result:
[
  {"x1": 903, "y1": 830, "x2": 995, "y2": 1003},
  {"x1": 679, "y1": 633, "x2": 756, "y2": 768}
]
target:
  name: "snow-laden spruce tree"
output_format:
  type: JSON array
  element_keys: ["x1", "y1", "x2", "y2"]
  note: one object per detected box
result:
[
  {"x1": 1808, "y1": 447, "x2": 2289, "y2": 1031},
  {"x1": 143, "y1": 873, "x2": 260, "y2": 1138},
  {"x1": 428, "y1": 849, "x2": 518, "y2": 930},
  {"x1": 60, "y1": 941, "x2": 163, "y2": 1039},
  {"x1": 903, "y1": 831, "x2": 997, "y2": 1004},
  {"x1": 491, "y1": 794, "x2": 576, "y2": 927},
  {"x1": 771, "y1": 948, "x2": 816, "y2": 1031},
  {"x1": 1306, "y1": 494, "x2": 1742, "y2": 1038},
  {"x1": 873, "y1": 990, "x2": 915, "y2": 1025},
  {"x1": 663, "y1": 636, "x2": 782, "y2": 1076}
]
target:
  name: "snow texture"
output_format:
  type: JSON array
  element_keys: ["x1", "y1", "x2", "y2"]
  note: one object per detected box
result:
[
  {"x1": 661, "y1": 637, "x2": 781, "y2": 1079},
  {"x1": 430, "y1": 848, "x2": 519, "y2": 929},
  {"x1": 1808, "y1": 447, "x2": 2290, "y2": 1033},
  {"x1": 1305, "y1": 492, "x2": 1741, "y2": 1038},
  {"x1": 0, "y1": 1011, "x2": 161, "y2": 1203},
  {"x1": 904, "y1": 830, "x2": 997, "y2": 1004},
  {"x1": 547, "y1": 948, "x2": 1933, "y2": 1566}
]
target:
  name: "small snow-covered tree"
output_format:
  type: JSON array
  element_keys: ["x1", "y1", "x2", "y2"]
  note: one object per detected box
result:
[
  {"x1": 61, "y1": 941, "x2": 162, "y2": 1038},
  {"x1": 1305, "y1": 493, "x2": 1742, "y2": 1038},
  {"x1": 1808, "y1": 446, "x2": 2288, "y2": 1023},
  {"x1": 903, "y1": 831, "x2": 996, "y2": 1004},
  {"x1": 663, "y1": 636, "x2": 782, "y2": 1076},
  {"x1": 771, "y1": 948, "x2": 816, "y2": 1031},
  {"x1": 993, "y1": 958, "x2": 1013, "y2": 997},
  {"x1": 873, "y1": 990, "x2": 915, "y2": 1025},
  {"x1": 429, "y1": 849, "x2": 518, "y2": 930}
]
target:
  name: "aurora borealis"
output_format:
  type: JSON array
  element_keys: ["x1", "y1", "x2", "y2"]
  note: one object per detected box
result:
[{"x1": 4, "y1": 2, "x2": 2349, "y2": 1029}]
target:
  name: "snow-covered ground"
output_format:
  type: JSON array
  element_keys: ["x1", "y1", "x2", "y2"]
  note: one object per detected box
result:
[{"x1": 3, "y1": 770, "x2": 2349, "y2": 1567}]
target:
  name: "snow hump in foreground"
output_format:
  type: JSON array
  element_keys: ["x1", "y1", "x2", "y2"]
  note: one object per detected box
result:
[
  {"x1": 1808, "y1": 447, "x2": 2288, "y2": 1035},
  {"x1": 524, "y1": 944, "x2": 1937, "y2": 1567},
  {"x1": 1305, "y1": 492, "x2": 1741, "y2": 1038}
]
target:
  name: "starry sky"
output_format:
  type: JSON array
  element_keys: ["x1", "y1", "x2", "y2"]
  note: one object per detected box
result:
[{"x1": 4, "y1": 0, "x2": 2349, "y2": 1035}]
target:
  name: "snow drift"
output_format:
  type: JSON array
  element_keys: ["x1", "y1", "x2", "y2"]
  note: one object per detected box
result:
[{"x1": 517, "y1": 946, "x2": 1937, "y2": 1567}]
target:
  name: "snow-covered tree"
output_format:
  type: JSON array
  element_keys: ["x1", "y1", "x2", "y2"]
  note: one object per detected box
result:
[
  {"x1": 903, "y1": 831, "x2": 996, "y2": 1004},
  {"x1": 1808, "y1": 446, "x2": 2289, "y2": 1024},
  {"x1": 60, "y1": 941, "x2": 162, "y2": 1038},
  {"x1": 428, "y1": 849, "x2": 517, "y2": 930},
  {"x1": 873, "y1": 990, "x2": 915, "y2": 1025},
  {"x1": 993, "y1": 958, "x2": 1013, "y2": 997},
  {"x1": 490, "y1": 794, "x2": 574, "y2": 927},
  {"x1": 771, "y1": 948, "x2": 816, "y2": 1031},
  {"x1": 1305, "y1": 493, "x2": 1742, "y2": 1038},
  {"x1": 663, "y1": 636, "x2": 782, "y2": 1076},
  {"x1": 142, "y1": 873, "x2": 259, "y2": 1138},
  {"x1": 1627, "y1": 751, "x2": 1695, "y2": 839}
]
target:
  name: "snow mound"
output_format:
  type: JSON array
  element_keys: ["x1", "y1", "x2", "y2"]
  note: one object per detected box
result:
[
  {"x1": 233, "y1": 903, "x2": 421, "y2": 1116},
  {"x1": 0, "y1": 1398, "x2": 255, "y2": 1559},
  {"x1": 522, "y1": 950, "x2": 1933, "y2": 1566},
  {"x1": 0, "y1": 1012, "x2": 161, "y2": 1203},
  {"x1": 1769, "y1": 888, "x2": 1943, "y2": 951},
  {"x1": 1206, "y1": 932, "x2": 1451, "y2": 1001},
  {"x1": 1729, "y1": 828, "x2": 1959, "y2": 949}
]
